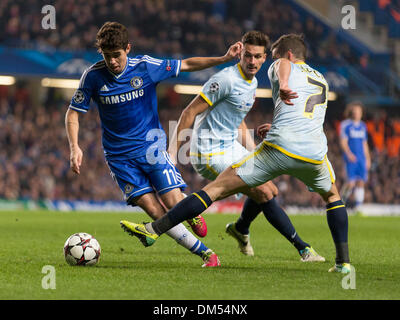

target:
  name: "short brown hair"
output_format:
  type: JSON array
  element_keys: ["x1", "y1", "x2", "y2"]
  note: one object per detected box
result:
[
  {"x1": 95, "y1": 22, "x2": 129, "y2": 51},
  {"x1": 344, "y1": 101, "x2": 364, "y2": 118},
  {"x1": 270, "y1": 34, "x2": 307, "y2": 60},
  {"x1": 241, "y1": 31, "x2": 270, "y2": 53}
]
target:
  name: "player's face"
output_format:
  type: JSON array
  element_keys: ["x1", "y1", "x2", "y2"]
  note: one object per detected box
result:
[
  {"x1": 240, "y1": 44, "x2": 267, "y2": 78},
  {"x1": 102, "y1": 44, "x2": 131, "y2": 74},
  {"x1": 352, "y1": 106, "x2": 363, "y2": 121}
]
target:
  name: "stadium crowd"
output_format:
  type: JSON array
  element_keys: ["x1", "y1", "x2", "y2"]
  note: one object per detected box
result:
[
  {"x1": 2, "y1": 0, "x2": 364, "y2": 67},
  {"x1": 0, "y1": 0, "x2": 398, "y2": 207},
  {"x1": 0, "y1": 83, "x2": 398, "y2": 207}
]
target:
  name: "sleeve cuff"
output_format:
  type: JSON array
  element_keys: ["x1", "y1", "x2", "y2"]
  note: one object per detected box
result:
[
  {"x1": 176, "y1": 60, "x2": 181, "y2": 77},
  {"x1": 69, "y1": 105, "x2": 88, "y2": 113},
  {"x1": 199, "y1": 92, "x2": 213, "y2": 106}
]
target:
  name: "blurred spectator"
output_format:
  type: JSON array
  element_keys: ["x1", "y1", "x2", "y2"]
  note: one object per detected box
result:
[{"x1": 1, "y1": 0, "x2": 365, "y2": 66}]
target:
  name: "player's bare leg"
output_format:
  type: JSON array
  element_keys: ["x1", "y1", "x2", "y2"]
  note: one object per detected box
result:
[
  {"x1": 138, "y1": 166, "x2": 247, "y2": 240},
  {"x1": 340, "y1": 180, "x2": 355, "y2": 205},
  {"x1": 124, "y1": 165, "x2": 324, "y2": 264},
  {"x1": 120, "y1": 192, "x2": 219, "y2": 267},
  {"x1": 134, "y1": 192, "x2": 166, "y2": 220}
]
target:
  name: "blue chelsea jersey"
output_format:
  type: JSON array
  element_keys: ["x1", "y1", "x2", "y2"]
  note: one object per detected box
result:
[
  {"x1": 340, "y1": 119, "x2": 367, "y2": 160},
  {"x1": 69, "y1": 55, "x2": 181, "y2": 159}
]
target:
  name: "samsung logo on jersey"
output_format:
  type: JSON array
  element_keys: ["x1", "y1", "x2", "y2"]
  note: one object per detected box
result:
[
  {"x1": 349, "y1": 128, "x2": 365, "y2": 139},
  {"x1": 99, "y1": 89, "x2": 144, "y2": 104}
]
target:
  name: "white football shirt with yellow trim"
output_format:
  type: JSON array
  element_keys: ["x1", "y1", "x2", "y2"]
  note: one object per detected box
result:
[
  {"x1": 265, "y1": 60, "x2": 329, "y2": 163},
  {"x1": 191, "y1": 64, "x2": 258, "y2": 154}
]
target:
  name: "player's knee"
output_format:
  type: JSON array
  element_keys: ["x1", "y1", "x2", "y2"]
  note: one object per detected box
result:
[
  {"x1": 320, "y1": 183, "x2": 341, "y2": 203},
  {"x1": 268, "y1": 182, "x2": 279, "y2": 197},
  {"x1": 355, "y1": 180, "x2": 364, "y2": 188},
  {"x1": 250, "y1": 185, "x2": 274, "y2": 203},
  {"x1": 130, "y1": 196, "x2": 166, "y2": 220},
  {"x1": 206, "y1": 172, "x2": 244, "y2": 202},
  {"x1": 146, "y1": 205, "x2": 166, "y2": 220},
  {"x1": 160, "y1": 190, "x2": 185, "y2": 209}
]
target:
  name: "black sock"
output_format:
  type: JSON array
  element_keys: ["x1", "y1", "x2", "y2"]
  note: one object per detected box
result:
[
  {"x1": 326, "y1": 200, "x2": 350, "y2": 264},
  {"x1": 151, "y1": 190, "x2": 213, "y2": 235},
  {"x1": 261, "y1": 198, "x2": 310, "y2": 251},
  {"x1": 235, "y1": 198, "x2": 261, "y2": 234}
]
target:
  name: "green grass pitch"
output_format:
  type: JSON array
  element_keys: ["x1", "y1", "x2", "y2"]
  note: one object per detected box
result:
[{"x1": 0, "y1": 210, "x2": 399, "y2": 300}]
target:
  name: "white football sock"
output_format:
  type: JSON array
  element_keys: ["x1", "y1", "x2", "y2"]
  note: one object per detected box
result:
[
  {"x1": 166, "y1": 223, "x2": 203, "y2": 253},
  {"x1": 354, "y1": 187, "x2": 365, "y2": 206}
]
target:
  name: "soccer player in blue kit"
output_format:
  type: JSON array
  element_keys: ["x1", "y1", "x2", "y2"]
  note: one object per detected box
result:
[
  {"x1": 65, "y1": 22, "x2": 242, "y2": 267},
  {"x1": 340, "y1": 102, "x2": 371, "y2": 210}
]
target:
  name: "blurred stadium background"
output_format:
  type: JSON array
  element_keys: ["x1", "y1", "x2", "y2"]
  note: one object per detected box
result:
[{"x1": 0, "y1": 0, "x2": 399, "y2": 214}]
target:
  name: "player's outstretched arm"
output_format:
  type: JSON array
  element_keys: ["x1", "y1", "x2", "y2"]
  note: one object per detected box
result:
[
  {"x1": 180, "y1": 42, "x2": 243, "y2": 72},
  {"x1": 275, "y1": 58, "x2": 298, "y2": 105},
  {"x1": 238, "y1": 120, "x2": 257, "y2": 151},
  {"x1": 168, "y1": 95, "x2": 209, "y2": 164},
  {"x1": 65, "y1": 108, "x2": 83, "y2": 175}
]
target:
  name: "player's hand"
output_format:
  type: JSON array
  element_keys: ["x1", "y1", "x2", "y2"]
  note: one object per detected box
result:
[
  {"x1": 279, "y1": 85, "x2": 298, "y2": 105},
  {"x1": 366, "y1": 158, "x2": 371, "y2": 170},
  {"x1": 347, "y1": 152, "x2": 357, "y2": 163},
  {"x1": 225, "y1": 41, "x2": 243, "y2": 61},
  {"x1": 257, "y1": 123, "x2": 272, "y2": 139},
  {"x1": 70, "y1": 146, "x2": 83, "y2": 175}
]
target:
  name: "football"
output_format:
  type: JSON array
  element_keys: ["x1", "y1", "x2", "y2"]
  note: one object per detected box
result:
[{"x1": 63, "y1": 233, "x2": 101, "y2": 266}]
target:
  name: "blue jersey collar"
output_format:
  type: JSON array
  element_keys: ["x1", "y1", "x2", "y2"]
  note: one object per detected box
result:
[{"x1": 107, "y1": 60, "x2": 129, "y2": 79}]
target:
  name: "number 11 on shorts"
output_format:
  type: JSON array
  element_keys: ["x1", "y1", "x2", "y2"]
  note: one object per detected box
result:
[{"x1": 163, "y1": 169, "x2": 177, "y2": 185}]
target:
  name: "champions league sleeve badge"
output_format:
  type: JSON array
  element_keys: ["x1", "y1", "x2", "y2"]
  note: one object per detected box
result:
[
  {"x1": 130, "y1": 76, "x2": 143, "y2": 89},
  {"x1": 209, "y1": 82, "x2": 220, "y2": 93},
  {"x1": 73, "y1": 89, "x2": 85, "y2": 104}
]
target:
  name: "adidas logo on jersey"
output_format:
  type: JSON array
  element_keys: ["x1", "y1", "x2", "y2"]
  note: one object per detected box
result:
[{"x1": 100, "y1": 85, "x2": 109, "y2": 92}]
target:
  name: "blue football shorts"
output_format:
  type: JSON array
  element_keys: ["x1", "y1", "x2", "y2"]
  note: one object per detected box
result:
[
  {"x1": 106, "y1": 151, "x2": 186, "y2": 204},
  {"x1": 344, "y1": 157, "x2": 368, "y2": 182}
]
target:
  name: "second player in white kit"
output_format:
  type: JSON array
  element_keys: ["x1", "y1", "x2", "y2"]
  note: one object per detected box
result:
[{"x1": 168, "y1": 31, "x2": 324, "y2": 262}]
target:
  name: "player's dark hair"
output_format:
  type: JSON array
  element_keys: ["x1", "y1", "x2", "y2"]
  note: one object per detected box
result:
[
  {"x1": 344, "y1": 101, "x2": 364, "y2": 118},
  {"x1": 241, "y1": 31, "x2": 270, "y2": 53},
  {"x1": 271, "y1": 34, "x2": 307, "y2": 60},
  {"x1": 95, "y1": 21, "x2": 129, "y2": 51}
]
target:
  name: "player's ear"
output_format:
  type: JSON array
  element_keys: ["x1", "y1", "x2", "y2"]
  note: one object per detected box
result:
[{"x1": 125, "y1": 43, "x2": 131, "y2": 54}]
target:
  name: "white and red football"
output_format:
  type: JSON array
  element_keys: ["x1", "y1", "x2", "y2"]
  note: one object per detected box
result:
[{"x1": 63, "y1": 233, "x2": 101, "y2": 266}]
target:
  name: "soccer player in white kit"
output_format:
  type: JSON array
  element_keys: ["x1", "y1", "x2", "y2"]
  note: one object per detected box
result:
[
  {"x1": 167, "y1": 31, "x2": 324, "y2": 262},
  {"x1": 123, "y1": 34, "x2": 351, "y2": 274}
]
